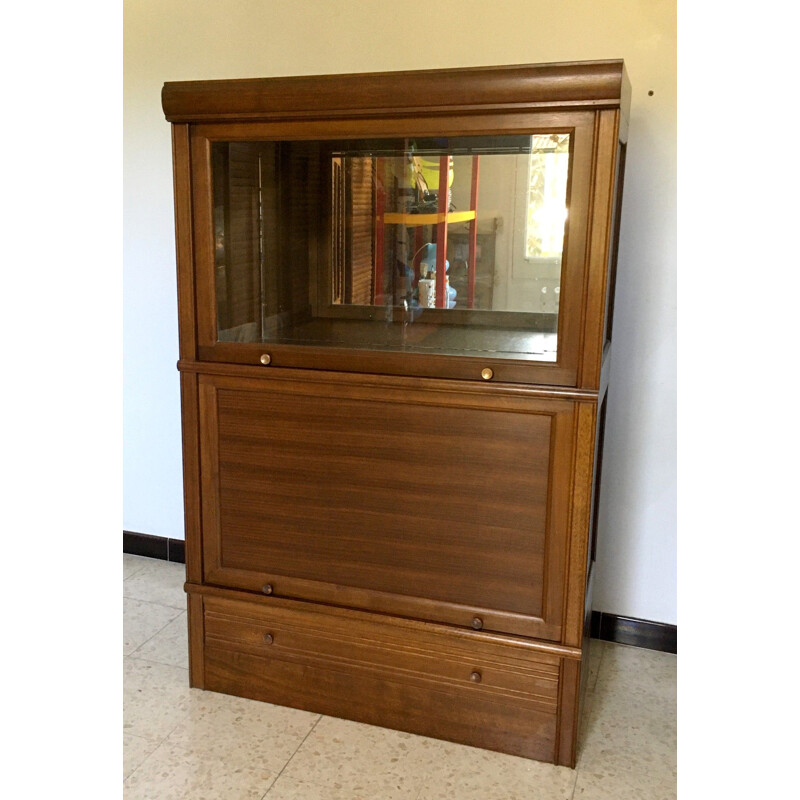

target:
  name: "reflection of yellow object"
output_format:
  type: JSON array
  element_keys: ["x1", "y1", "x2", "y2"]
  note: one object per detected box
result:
[
  {"x1": 409, "y1": 156, "x2": 453, "y2": 194},
  {"x1": 418, "y1": 158, "x2": 453, "y2": 190}
]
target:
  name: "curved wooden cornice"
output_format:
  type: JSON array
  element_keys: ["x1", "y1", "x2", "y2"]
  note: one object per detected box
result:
[{"x1": 162, "y1": 60, "x2": 629, "y2": 123}]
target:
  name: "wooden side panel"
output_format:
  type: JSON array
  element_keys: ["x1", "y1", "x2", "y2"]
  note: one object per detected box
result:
[
  {"x1": 556, "y1": 656, "x2": 581, "y2": 767},
  {"x1": 198, "y1": 373, "x2": 575, "y2": 640},
  {"x1": 179, "y1": 372, "x2": 203, "y2": 584},
  {"x1": 170, "y1": 126, "x2": 202, "y2": 585},
  {"x1": 579, "y1": 110, "x2": 620, "y2": 389},
  {"x1": 171, "y1": 124, "x2": 197, "y2": 361},
  {"x1": 201, "y1": 593, "x2": 564, "y2": 762},
  {"x1": 603, "y1": 141, "x2": 627, "y2": 350},
  {"x1": 562, "y1": 401, "x2": 597, "y2": 648}
]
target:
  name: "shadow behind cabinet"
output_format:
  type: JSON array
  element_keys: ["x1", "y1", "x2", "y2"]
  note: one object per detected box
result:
[{"x1": 162, "y1": 61, "x2": 630, "y2": 767}]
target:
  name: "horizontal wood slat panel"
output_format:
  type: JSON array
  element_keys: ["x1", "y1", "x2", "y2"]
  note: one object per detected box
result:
[
  {"x1": 211, "y1": 385, "x2": 552, "y2": 617},
  {"x1": 201, "y1": 593, "x2": 561, "y2": 761},
  {"x1": 204, "y1": 595, "x2": 560, "y2": 709}
]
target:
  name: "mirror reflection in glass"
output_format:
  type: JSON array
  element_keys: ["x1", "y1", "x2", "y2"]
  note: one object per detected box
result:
[{"x1": 212, "y1": 133, "x2": 571, "y2": 360}]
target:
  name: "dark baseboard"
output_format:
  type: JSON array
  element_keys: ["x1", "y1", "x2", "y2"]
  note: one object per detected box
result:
[
  {"x1": 123, "y1": 530, "x2": 185, "y2": 564},
  {"x1": 591, "y1": 611, "x2": 676, "y2": 654},
  {"x1": 123, "y1": 532, "x2": 676, "y2": 653}
]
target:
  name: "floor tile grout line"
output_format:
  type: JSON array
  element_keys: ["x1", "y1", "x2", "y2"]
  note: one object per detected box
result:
[
  {"x1": 123, "y1": 722, "x2": 183, "y2": 785},
  {"x1": 122, "y1": 592, "x2": 186, "y2": 612},
  {"x1": 127, "y1": 610, "x2": 186, "y2": 659},
  {"x1": 124, "y1": 653, "x2": 189, "y2": 672},
  {"x1": 568, "y1": 761, "x2": 580, "y2": 800},
  {"x1": 261, "y1": 714, "x2": 324, "y2": 798},
  {"x1": 125, "y1": 653, "x2": 188, "y2": 671}
]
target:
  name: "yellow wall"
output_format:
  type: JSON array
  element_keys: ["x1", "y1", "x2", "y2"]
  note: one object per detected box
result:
[{"x1": 124, "y1": 0, "x2": 677, "y2": 624}]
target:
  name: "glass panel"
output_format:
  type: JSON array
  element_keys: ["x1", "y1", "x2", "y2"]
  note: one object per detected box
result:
[{"x1": 211, "y1": 134, "x2": 571, "y2": 361}]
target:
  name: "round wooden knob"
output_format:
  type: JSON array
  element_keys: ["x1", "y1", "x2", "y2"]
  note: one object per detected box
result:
[
  {"x1": 481, "y1": 368, "x2": 493, "y2": 381},
  {"x1": 260, "y1": 353, "x2": 272, "y2": 365},
  {"x1": 262, "y1": 583, "x2": 273, "y2": 595},
  {"x1": 471, "y1": 617, "x2": 483, "y2": 630},
  {"x1": 470, "y1": 671, "x2": 482, "y2": 683},
  {"x1": 263, "y1": 633, "x2": 274, "y2": 645}
]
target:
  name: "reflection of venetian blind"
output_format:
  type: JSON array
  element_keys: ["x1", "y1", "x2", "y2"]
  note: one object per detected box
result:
[
  {"x1": 527, "y1": 134, "x2": 570, "y2": 259},
  {"x1": 529, "y1": 133, "x2": 569, "y2": 153},
  {"x1": 287, "y1": 144, "x2": 315, "y2": 318},
  {"x1": 331, "y1": 158, "x2": 345, "y2": 304},
  {"x1": 347, "y1": 158, "x2": 374, "y2": 305},
  {"x1": 225, "y1": 144, "x2": 262, "y2": 330}
]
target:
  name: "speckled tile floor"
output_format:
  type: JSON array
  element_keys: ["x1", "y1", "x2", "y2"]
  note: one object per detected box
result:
[{"x1": 123, "y1": 554, "x2": 676, "y2": 799}]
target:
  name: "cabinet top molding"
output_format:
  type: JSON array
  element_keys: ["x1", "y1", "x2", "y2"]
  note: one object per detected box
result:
[{"x1": 162, "y1": 60, "x2": 630, "y2": 123}]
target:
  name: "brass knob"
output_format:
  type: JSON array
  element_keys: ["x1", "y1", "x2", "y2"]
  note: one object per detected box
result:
[
  {"x1": 471, "y1": 617, "x2": 483, "y2": 630},
  {"x1": 481, "y1": 368, "x2": 493, "y2": 381},
  {"x1": 260, "y1": 353, "x2": 272, "y2": 365},
  {"x1": 470, "y1": 670, "x2": 482, "y2": 683},
  {"x1": 262, "y1": 583, "x2": 273, "y2": 595},
  {"x1": 263, "y1": 633, "x2": 274, "y2": 645}
]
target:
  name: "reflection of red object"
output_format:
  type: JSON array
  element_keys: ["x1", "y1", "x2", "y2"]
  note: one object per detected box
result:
[
  {"x1": 468, "y1": 157, "x2": 480, "y2": 309},
  {"x1": 413, "y1": 226, "x2": 423, "y2": 288},
  {"x1": 435, "y1": 156, "x2": 449, "y2": 308},
  {"x1": 374, "y1": 154, "x2": 480, "y2": 307}
]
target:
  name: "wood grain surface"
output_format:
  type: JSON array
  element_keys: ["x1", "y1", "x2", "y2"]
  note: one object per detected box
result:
[
  {"x1": 199, "y1": 373, "x2": 577, "y2": 640},
  {"x1": 202, "y1": 592, "x2": 566, "y2": 762},
  {"x1": 163, "y1": 60, "x2": 632, "y2": 767}
]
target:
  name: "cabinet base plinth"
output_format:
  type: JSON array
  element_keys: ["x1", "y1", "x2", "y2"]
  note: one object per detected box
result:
[{"x1": 191, "y1": 589, "x2": 582, "y2": 766}]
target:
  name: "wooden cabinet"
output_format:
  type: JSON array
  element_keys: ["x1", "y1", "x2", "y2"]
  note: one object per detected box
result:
[{"x1": 162, "y1": 60, "x2": 630, "y2": 767}]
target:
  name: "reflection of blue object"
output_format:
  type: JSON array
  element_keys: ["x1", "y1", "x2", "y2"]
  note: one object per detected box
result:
[
  {"x1": 447, "y1": 284, "x2": 457, "y2": 309},
  {"x1": 419, "y1": 243, "x2": 449, "y2": 274}
]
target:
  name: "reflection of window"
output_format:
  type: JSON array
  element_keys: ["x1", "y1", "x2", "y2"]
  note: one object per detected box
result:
[{"x1": 526, "y1": 134, "x2": 570, "y2": 260}]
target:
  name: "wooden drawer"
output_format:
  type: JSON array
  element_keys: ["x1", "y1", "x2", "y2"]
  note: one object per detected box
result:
[{"x1": 198, "y1": 591, "x2": 570, "y2": 762}]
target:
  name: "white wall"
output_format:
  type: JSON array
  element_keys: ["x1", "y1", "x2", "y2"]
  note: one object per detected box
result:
[{"x1": 124, "y1": 0, "x2": 676, "y2": 624}]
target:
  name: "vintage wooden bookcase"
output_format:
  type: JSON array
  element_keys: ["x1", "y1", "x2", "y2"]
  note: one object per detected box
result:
[{"x1": 162, "y1": 60, "x2": 630, "y2": 767}]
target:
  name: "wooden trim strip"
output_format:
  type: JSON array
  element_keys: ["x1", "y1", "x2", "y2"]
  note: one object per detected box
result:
[
  {"x1": 177, "y1": 358, "x2": 599, "y2": 403},
  {"x1": 579, "y1": 110, "x2": 620, "y2": 389},
  {"x1": 189, "y1": 581, "x2": 582, "y2": 660},
  {"x1": 562, "y1": 402, "x2": 597, "y2": 648},
  {"x1": 555, "y1": 657, "x2": 581, "y2": 767},
  {"x1": 203, "y1": 563, "x2": 560, "y2": 644},
  {"x1": 170, "y1": 124, "x2": 197, "y2": 361},
  {"x1": 162, "y1": 61, "x2": 628, "y2": 123},
  {"x1": 179, "y1": 372, "x2": 203, "y2": 583}
]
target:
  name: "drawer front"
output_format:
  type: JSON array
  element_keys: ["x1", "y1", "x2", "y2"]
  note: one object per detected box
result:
[
  {"x1": 201, "y1": 593, "x2": 564, "y2": 762},
  {"x1": 199, "y1": 371, "x2": 577, "y2": 640}
]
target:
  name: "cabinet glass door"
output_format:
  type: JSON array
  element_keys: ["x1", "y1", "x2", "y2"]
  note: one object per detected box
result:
[{"x1": 211, "y1": 134, "x2": 571, "y2": 361}]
